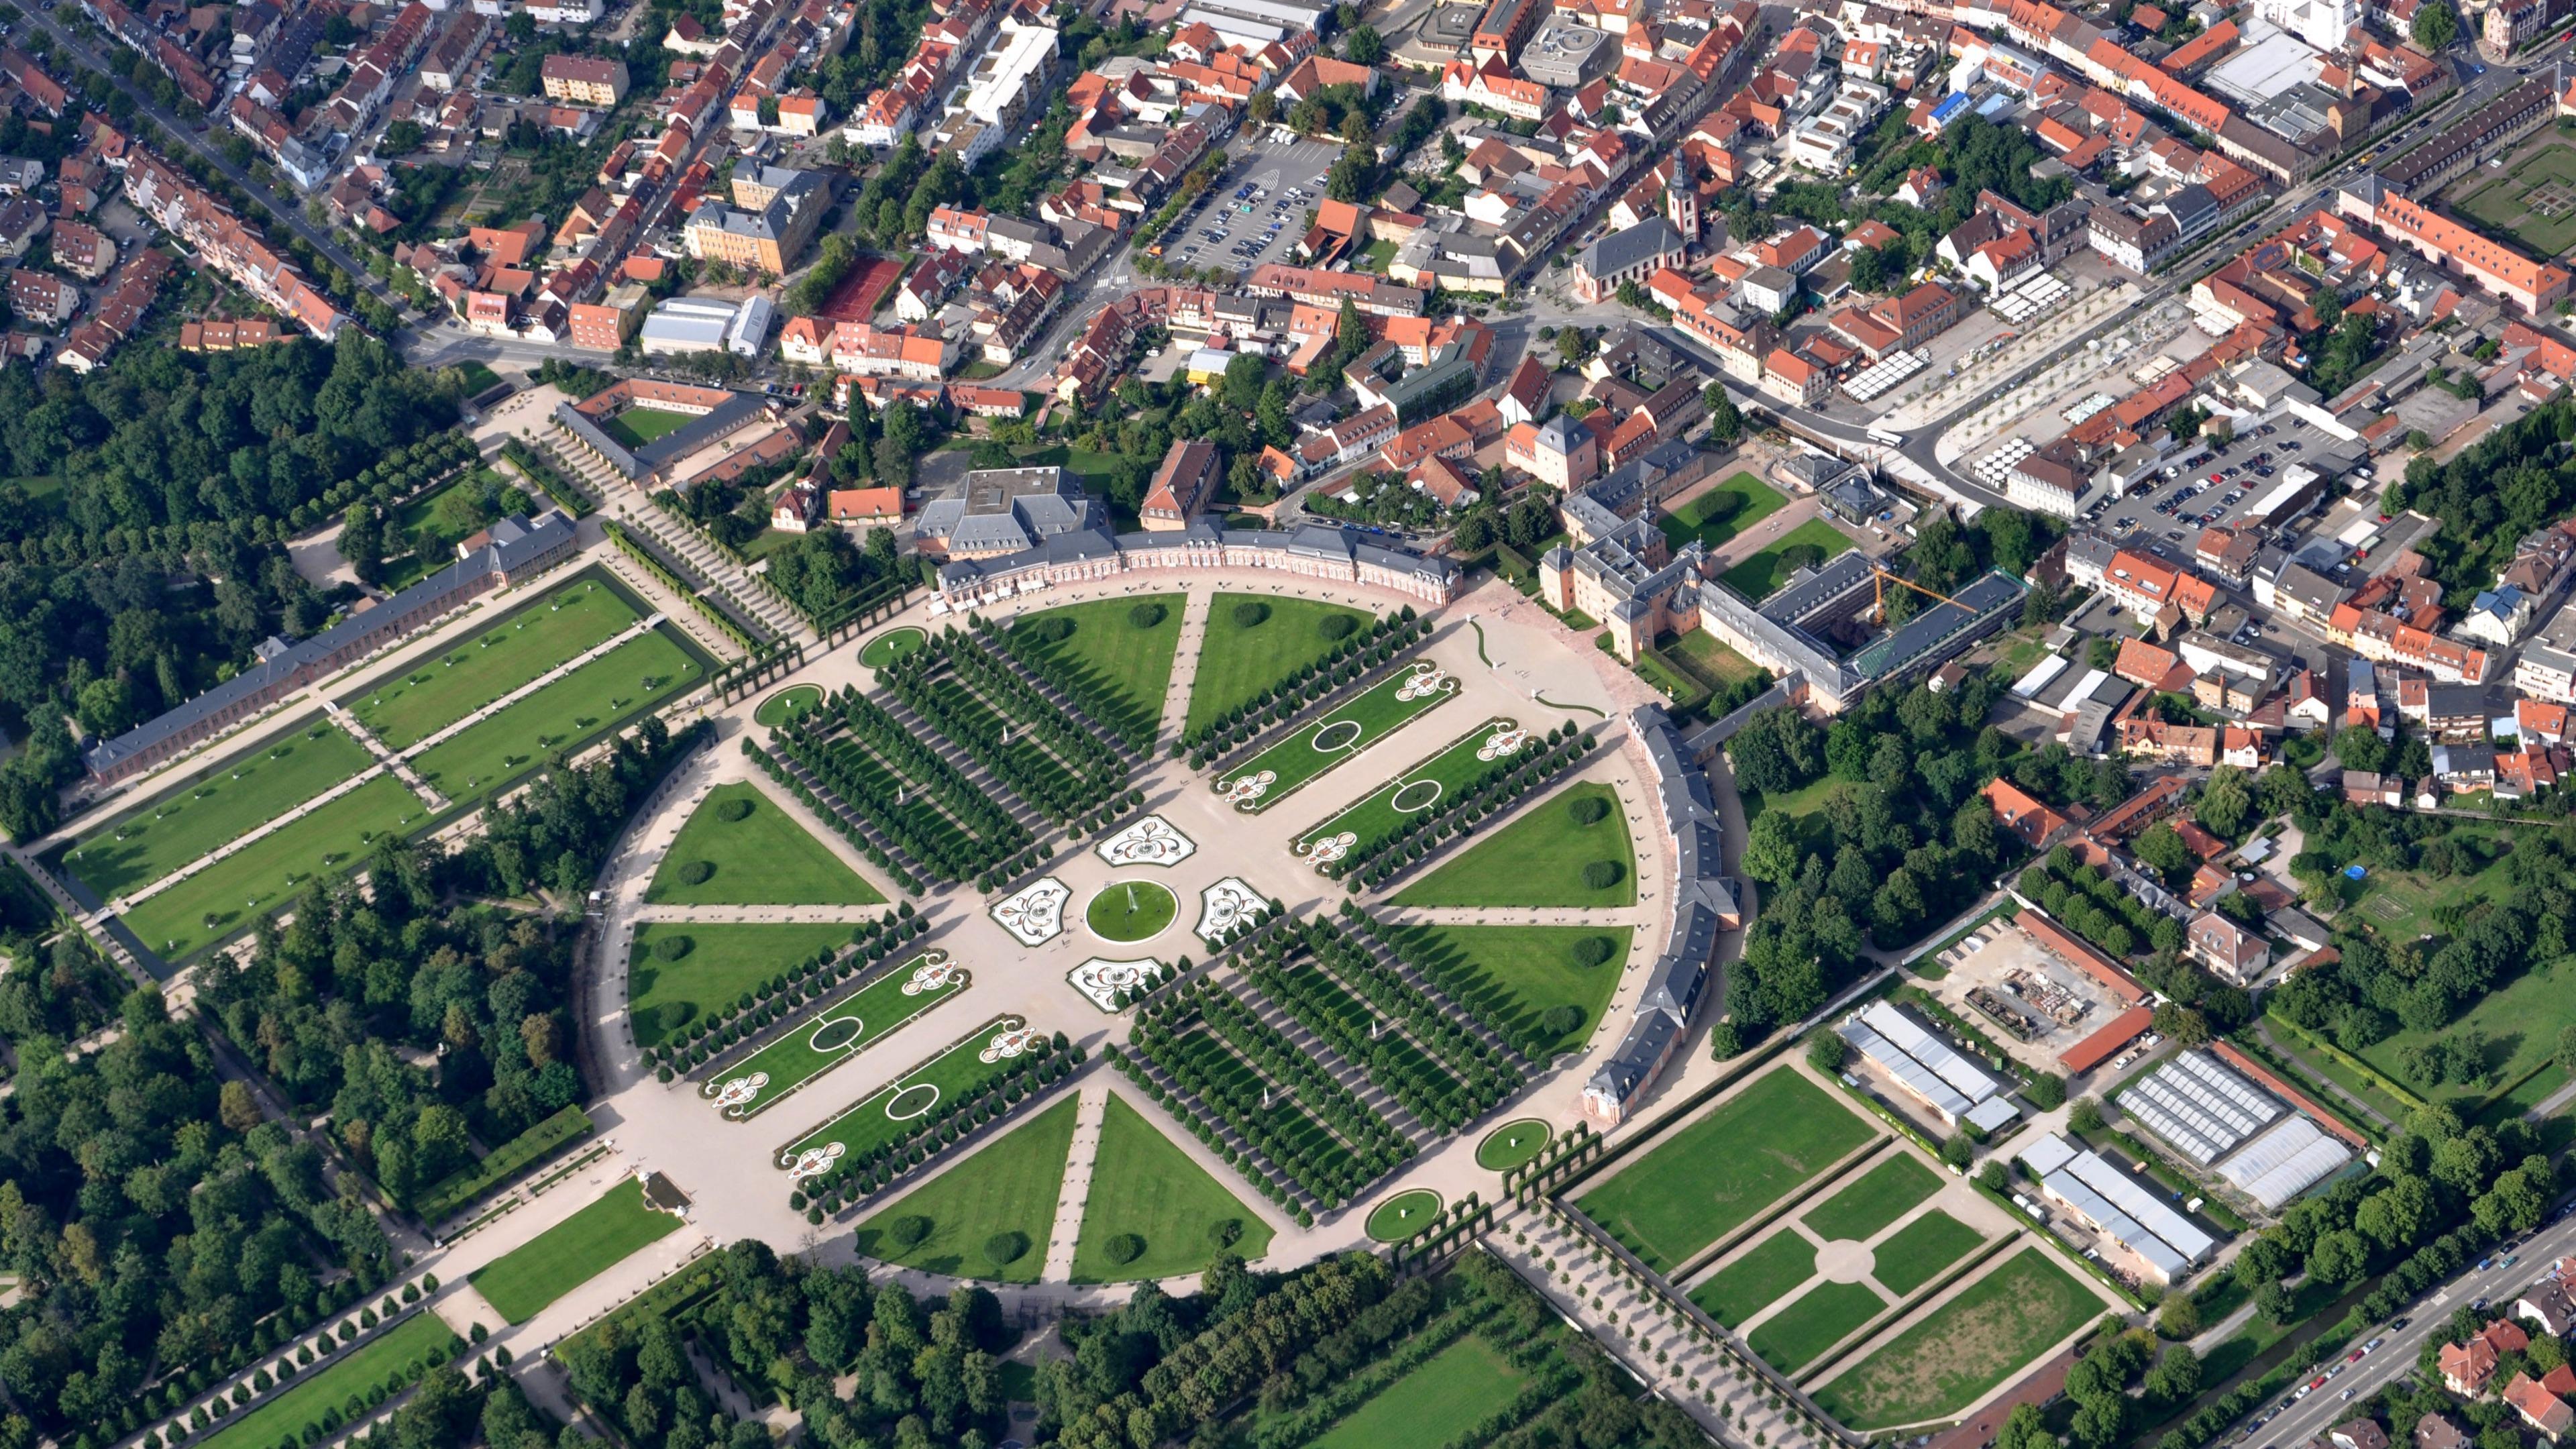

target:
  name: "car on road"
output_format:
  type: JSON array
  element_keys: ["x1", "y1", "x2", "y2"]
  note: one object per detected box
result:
[
  {"x1": 2347, "y1": 1350, "x2": 2365, "y2": 1364},
  {"x1": 2390, "y1": 1319, "x2": 2411, "y2": 1332},
  {"x1": 2341, "y1": 1389, "x2": 2357, "y2": 1402}
]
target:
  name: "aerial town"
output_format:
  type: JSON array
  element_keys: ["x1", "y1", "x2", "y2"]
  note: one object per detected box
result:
[{"x1": 5, "y1": 0, "x2": 2576, "y2": 1440}]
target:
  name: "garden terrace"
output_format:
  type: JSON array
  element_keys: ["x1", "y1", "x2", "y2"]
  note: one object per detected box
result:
[
  {"x1": 64, "y1": 722, "x2": 376, "y2": 902},
  {"x1": 779, "y1": 1020, "x2": 1081, "y2": 1214},
  {"x1": 981, "y1": 601, "x2": 1179, "y2": 753},
  {"x1": 1373, "y1": 920, "x2": 1629, "y2": 1061},
  {"x1": 1183, "y1": 594, "x2": 1381, "y2": 742},
  {"x1": 637, "y1": 912, "x2": 931, "y2": 1074},
  {"x1": 763, "y1": 688, "x2": 1035, "y2": 883},
  {"x1": 854, "y1": 1095, "x2": 1075, "y2": 1283},
  {"x1": 1297, "y1": 721, "x2": 1592, "y2": 888},
  {"x1": 645, "y1": 781, "x2": 883, "y2": 906},
  {"x1": 1215, "y1": 658, "x2": 1459, "y2": 813},
  {"x1": 1341, "y1": 908, "x2": 1542, "y2": 1067},
  {"x1": 1183, "y1": 608, "x2": 1431, "y2": 763},
  {"x1": 699, "y1": 951, "x2": 963, "y2": 1118},
  {"x1": 878, "y1": 630, "x2": 1132, "y2": 824}
]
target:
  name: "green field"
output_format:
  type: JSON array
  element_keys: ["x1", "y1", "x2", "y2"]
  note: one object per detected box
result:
[
  {"x1": 628, "y1": 922, "x2": 855, "y2": 1049},
  {"x1": 2357, "y1": 955, "x2": 2576, "y2": 1112},
  {"x1": 754, "y1": 685, "x2": 822, "y2": 727},
  {"x1": 1294, "y1": 718, "x2": 1526, "y2": 865},
  {"x1": 782, "y1": 1017, "x2": 1030, "y2": 1169},
  {"x1": 1812, "y1": 1250, "x2": 2104, "y2": 1430},
  {"x1": 1749, "y1": 1279, "x2": 1888, "y2": 1371},
  {"x1": 707, "y1": 955, "x2": 963, "y2": 1118},
  {"x1": 647, "y1": 782, "x2": 882, "y2": 906},
  {"x1": 119, "y1": 773, "x2": 433, "y2": 961},
  {"x1": 855, "y1": 1097, "x2": 1075, "y2": 1283},
  {"x1": 2453, "y1": 142, "x2": 2576, "y2": 258},
  {"x1": 345, "y1": 574, "x2": 643, "y2": 748},
  {"x1": 1660, "y1": 472, "x2": 1790, "y2": 552},
  {"x1": 1722, "y1": 518, "x2": 1857, "y2": 601},
  {"x1": 1071, "y1": 1093, "x2": 1272, "y2": 1282},
  {"x1": 1690, "y1": 1230, "x2": 1818, "y2": 1326},
  {"x1": 1086, "y1": 880, "x2": 1177, "y2": 942},
  {"x1": 2339, "y1": 833, "x2": 2515, "y2": 936},
  {"x1": 1391, "y1": 780, "x2": 1634, "y2": 908},
  {"x1": 1011, "y1": 594, "x2": 1184, "y2": 741},
  {"x1": 66, "y1": 725, "x2": 375, "y2": 900},
  {"x1": 1364, "y1": 1189, "x2": 1442, "y2": 1242},
  {"x1": 1803, "y1": 1154, "x2": 1942, "y2": 1242},
  {"x1": 468, "y1": 1179, "x2": 684, "y2": 1324},
  {"x1": 1183, "y1": 592, "x2": 1373, "y2": 737},
  {"x1": 1392, "y1": 923, "x2": 1630, "y2": 1058},
  {"x1": 1870, "y1": 1210, "x2": 1987, "y2": 1295},
  {"x1": 1578, "y1": 1067, "x2": 1876, "y2": 1273},
  {"x1": 1309, "y1": 1334, "x2": 1529, "y2": 1449},
  {"x1": 1476, "y1": 1119, "x2": 1552, "y2": 1172},
  {"x1": 602, "y1": 407, "x2": 698, "y2": 449},
  {"x1": 380, "y1": 469, "x2": 528, "y2": 590},
  {"x1": 410, "y1": 625, "x2": 707, "y2": 798},
  {"x1": 859, "y1": 627, "x2": 926, "y2": 668},
  {"x1": 1221, "y1": 661, "x2": 1456, "y2": 812},
  {"x1": 195, "y1": 1311, "x2": 460, "y2": 1449}
]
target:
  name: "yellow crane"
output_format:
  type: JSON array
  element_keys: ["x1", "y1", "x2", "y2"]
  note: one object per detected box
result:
[{"x1": 1868, "y1": 566, "x2": 1970, "y2": 625}]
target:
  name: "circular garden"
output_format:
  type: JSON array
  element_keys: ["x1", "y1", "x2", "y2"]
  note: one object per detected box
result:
[{"x1": 1085, "y1": 881, "x2": 1178, "y2": 943}]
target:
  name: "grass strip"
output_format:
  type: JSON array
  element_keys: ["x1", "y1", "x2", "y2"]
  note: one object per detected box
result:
[
  {"x1": 706, "y1": 955, "x2": 963, "y2": 1118},
  {"x1": 195, "y1": 1313, "x2": 460, "y2": 1449},
  {"x1": 1220, "y1": 662, "x2": 1457, "y2": 812},
  {"x1": 346, "y1": 572, "x2": 642, "y2": 748},
  {"x1": 468, "y1": 1179, "x2": 684, "y2": 1324},
  {"x1": 66, "y1": 725, "x2": 374, "y2": 899}
]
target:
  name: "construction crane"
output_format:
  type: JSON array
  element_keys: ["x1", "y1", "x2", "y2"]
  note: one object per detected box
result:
[{"x1": 1868, "y1": 566, "x2": 1968, "y2": 625}]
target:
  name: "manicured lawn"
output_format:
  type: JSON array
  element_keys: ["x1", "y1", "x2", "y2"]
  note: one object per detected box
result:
[
  {"x1": 1721, "y1": 517, "x2": 1856, "y2": 601},
  {"x1": 708, "y1": 954, "x2": 963, "y2": 1118},
  {"x1": 782, "y1": 1017, "x2": 1030, "y2": 1168},
  {"x1": 1802, "y1": 1154, "x2": 1943, "y2": 1242},
  {"x1": 468, "y1": 1179, "x2": 684, "y2": 1324},
  {"x1": 1750, "y1": 1279, "x2": 1888, "y2": 1371},
  {"x1": 196, "y1": 1311, "x2": 460, "y2": 1449},
  {"x1": 345, "y1": 573, "x2": 643, "y2": 747},
  {"x1": 1309, "y1": 1335, "x2": 1529, "y2": 1449},
  {"x1": 627, "y1": 922, "x2": 855, "y2": 1049},
  {"x1": 1666, "y1": 627, "x2": 1766, "y2": 686},
  {"x1": 1086, "y1": 880, "x2": 1178, "y2": 942},
  {"x1": 1011, "y1": 594, "x2": 1185, "y2": 741},
  {"x1": 1690, "y1": 1229, "x2": 1818, "y2": 1326},
  {"x1": 1577, "y1": 1066, "x2": 1876, "y2": 1273},
  {"x1": 1869, "y1": 1210, "x2": 1987, "y2": 1295},
  {"x1": 855, "y1": 1097, "x2": 1075, "y2": 1283},
  {"x1": 119, "y1": 773, "x2": 432, "y2": 962},
  {"x1": 601, "y1": 407, "x2": 697, "y2": 448},
  {"x1": 1183, "y1": 592, "x2": 1373, "y2": 737},
  {"x1": 1391, "y1": 923, "x2": 1630, "y2": 1058},
  {"x1": 1660, "y1": 472, "x2": 1790, "y2": 552},
  {"x1": 859, "y1": 627, "x2": 926, "y2": 668},
  {"x1": 646, "y1": 782, "x2": 883, "y2": 906},
  {"x1": 1391, "y1": 780, "x2": 1634, "y2": 908},
  {"x1": 1475, "y1": 1119, "x2": 1551, "y2": 1172},
  {"x1": 1071, "y1": 1093, "x2": 1273, "y2": 1282},
  {"x1": 1364, "y1": 1188, "x2": 1442, "y2": 1242},
  {"x1": 1812, "y1": 1249, "x2": 2104, "y2": 1430},
  {"x1": 410, "y1": 625, "x2": 708, "y2": 799},
  {"x1": 1222, "y1": 661, "x2": 1456, "y2": 812},
  {"x1": 1294, "y1": 717, "x2": 1527, "y2": 864},
  {"x1": 2358, "y1": 955, "x2": 2576, "y2": 1112},
  {"x1": 754, "y1": 684, "x2": 822, "y2": 727},
  {"x1": 66, "y1": 724, "x2": 374, "y2": 900}
]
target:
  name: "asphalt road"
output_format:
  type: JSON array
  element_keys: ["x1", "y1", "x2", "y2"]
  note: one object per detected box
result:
[{"x1": 2231, "y1": 1207, "x2": 2576, "y2": 1449}]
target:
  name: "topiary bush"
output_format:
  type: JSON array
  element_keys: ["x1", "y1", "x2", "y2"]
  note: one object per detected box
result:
[
  {"x1": 1232, "y1": 600, "x2": 1270, "y2": 629},
  {"x1": 1209, "y1": 1217, "x2": 1243, "y2": 1247},
  {"x1": 983, "y1": 1231, "x2": 1029, "y2": 1267},
  {"x1": 1540, "y1": 1004, "x2": 1586, "y2": 1038},
  {"x1": 1581, "y1": 859, "x2": 1623, "y2": 890},
  {"x1": 888, "y1": 1215, "x2": 932, "y2": 1248},
  {"x1": 1104, "y1": 1232, "x2": 1145, "y2": 1265},
  {"x1": 1317, "y1": 612, "x2": 1356, "y2": 641},
  {"x1": 718, "y1": 796, "x2": 755, "y2": 822},
  {"x1": 1572, "y1": 934, "x2": 1616, "y2": 966},
  {"x1": 1570, "y1": 793, "x2": 1610, "y2": 826},
  {"x1": 1128, "y1": 601, "x2": 1165, "y2": 629},
  {"x1": 655, "y1": 934, "x2": 694, "y2": 961}
]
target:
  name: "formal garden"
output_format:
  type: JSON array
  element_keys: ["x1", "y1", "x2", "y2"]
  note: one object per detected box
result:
[
  {"x1": 341, "y1": 572, "x2": 647, "y2": 748},
  {"x1": 468, "y1": 1179, "x2": 686, "y2": 1324},
  {"x1": 645, "y1": 782, "x2": 884, "y2": 906},
  {"x1": 992, "y1": 595, "x2": 1184, "y2": 750},
  {"x1": 62, "y1": 723, "x2": 374, "y2": 902}
]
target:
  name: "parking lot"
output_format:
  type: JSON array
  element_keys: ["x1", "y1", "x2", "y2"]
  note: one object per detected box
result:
[
  {"x1": 2094, "y1": 411, "x2": 2366, "y2": 544},
  {"x1": 1162, "y1": 136, "x2": 1342, "y2": 275}
]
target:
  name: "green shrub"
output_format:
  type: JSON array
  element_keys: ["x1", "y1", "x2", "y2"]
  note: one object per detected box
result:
[
  {"x1": 983, "y1": 1231, "x2": 1030, "y2": 1267},
  {"x1": 888, "y1": 1215, "x2": 932, "y2": 1249},
  {"x1": 655, "y1": 934, "x2": 693, "y2": 961},
  {"x1": 1104, "y1": 1232, "x2": 1146, "y2": 1265},
  {"x1": 1208, "y1": 1217, "x2": 1243, "y2": 1247},
  {"x1": 1572, "y1": 934, "x2": 1615, "y2": 966},
  {"x1": 1540, "y1": 1003, "x2": 1585, "y2": 1036},
  {"x1": 1232, "y1": 600, "x2": 1270, "y2": 629},
  {"x1": 1128, "y1": 602, "x2": 1165, "y2": 629},
  {"x1": 718, "y1": 796, "x2": 755, "y2": 822},
  {"x1": 1570, "y1": 793, "x2": 1610, "y2": 825},
  {"x1": 1317, "y1": 613, "x2": 1356, "y2": 641},
  {"x1": 1580, "y1": 859, "x2": 1623, "y2": 890}
]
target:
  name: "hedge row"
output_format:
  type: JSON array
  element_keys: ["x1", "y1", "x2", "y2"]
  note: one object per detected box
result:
[{"x1": 642, "y1": 912, "x2": 926, "y2": 1077}]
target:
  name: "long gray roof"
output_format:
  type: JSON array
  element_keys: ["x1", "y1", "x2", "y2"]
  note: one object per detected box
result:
[
  {"x1": 935, "y1": 521, "x2": 1462, "y2": 591},
  {"x1": 1587, "y1": 1008, "x2": 1680, "y2": 1110},
  {"x1": 83, "y1": 513, "x2": 574, "y2": 776},
  {"x1": 553, "y1": 389, "x2": 773, "y2": 481}
]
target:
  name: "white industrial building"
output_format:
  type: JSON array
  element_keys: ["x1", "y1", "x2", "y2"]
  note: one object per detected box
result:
[
  {"x1": 2217, "y1": 1117, "x2": 2353, "y2": 1210},
  {"x1": 2021, "y1": 1131, "x2": 2218, "y2": 1283},
  {"x1": 2121, "y1": 1050, "x2": 2352, "y2": 1210},
  {"x1": 1838, "y1": 1000, "x2": 2023, "y2": 1132},
  {"x1": 639, "y1": 296, "x2": 742, "y2": 355}
]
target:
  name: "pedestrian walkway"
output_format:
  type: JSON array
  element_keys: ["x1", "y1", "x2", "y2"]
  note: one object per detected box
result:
[
  {"x1": 630, "y1": 903, "x2": 890, "y2": 924},
  {"x1": 1157, "y1": 590, "x2": 1214, "y2": 743},
  {"x1": 1040, "y1": 1081, "x2": 1110, "y2": 1283},
  {"x1": 396, "y1": 614, "x2": 669, "y2": 761},
  {"x1": 322, "y1": 700, "x2": 449, "y2": 810},
  {"x1": 109, "y1": 763, "x2": 399, "y2": 913}
]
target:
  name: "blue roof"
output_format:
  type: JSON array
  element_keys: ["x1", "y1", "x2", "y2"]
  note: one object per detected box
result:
[{"x1": 1931, "y1": 92, "x2": 1973, "y2": 123}]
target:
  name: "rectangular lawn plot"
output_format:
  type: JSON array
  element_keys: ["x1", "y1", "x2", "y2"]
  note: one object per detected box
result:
[
  {"x1": 1389, "y1": 923, "x2": 1630, "y2": 1059},
  {"x1": 65, "y1": 724, "x2": 374, "y2": 900},
  {"x1": 1868, "y1": 1210, "x2": 1988, "y2": 1296},
  {"x1": 468, "y1": 1179, "x2": 685, "y2": 1325},
  {"x1": 1010, "y1": 594, "x2": 1183, "y2": 741},
  {"x1": 1811, "y1": 1249, "x2": 2105, "y2": 1430},
  {"x1": 1222, "y1": 661, "x2": 1458, "y2": 812},
  {"x1": 1306, "y1": 1335, "x2": 1529, "y2": 1449},
  {"x1": 780, "y1": 1016, "x2": 1032, "y2": 1172},
  {"x1": 1748, "y1": 1279, "x2": 1889, "y2": 1371},
  {"x1": 1392, "y1": 780, "x2": 1635, "y2": 909},
  {"x1": 1689, "y1": 1229, "x2": 1819, "y2": 1326},
  {"x1": 1577, "y1": 1066, "x2": 1876, "y2": 1273},
  {"x1": 1802, "y1": 1153, "x2": 1942, "y2": 1243},
  {"x1": 708, "y1": 954, "x2": 963, "y2": 1118},
  {"x1": 629, "y1": 921, "x2": 856, "y2": 1050},
  {"x1": 1185, "y1": 593, "x2": 1375, "y2": 737},
  {"x1": 345, "y1": 572, "x2": 644, "y2": 748},
  {"x1": 195, "y1": 1311, "x2": 461, "y2": 1449},
  {"x1": 411, "y1": 625, "x2": 707, "y2": 799},
  {"x1": 119, "y1": 773, "x2": 432, "y2": 962},
  {"x1": 1294, "y1": 717, "x2": 1527, "y2": 865}
]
